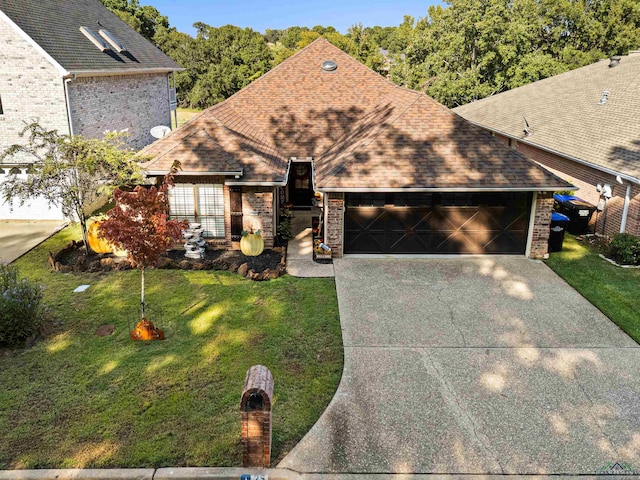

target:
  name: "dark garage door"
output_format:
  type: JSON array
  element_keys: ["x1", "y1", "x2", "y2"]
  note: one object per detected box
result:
[{"x1": 344, "y1": 192, "x2": 532, "y2": 254}]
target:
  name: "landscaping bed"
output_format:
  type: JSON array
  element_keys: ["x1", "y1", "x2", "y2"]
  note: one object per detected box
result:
[
  {"x1": 545, "y1": 234, "x2": 640, "y2": 343},
  {"x1": 0, "y1": 225, "x2": 343, "y2": 468},
  {"x1": 50, "y1": 241, "x2": 286, "y2": 280}
]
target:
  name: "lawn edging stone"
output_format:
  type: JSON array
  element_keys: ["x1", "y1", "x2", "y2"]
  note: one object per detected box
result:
[{"x1": 598, "y1": 253, "x2": 640, "y2": 268}]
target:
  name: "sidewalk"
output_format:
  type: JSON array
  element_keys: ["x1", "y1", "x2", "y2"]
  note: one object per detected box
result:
[{"x1": 285, "y1": 209, "x2": 334, "y2": 278}]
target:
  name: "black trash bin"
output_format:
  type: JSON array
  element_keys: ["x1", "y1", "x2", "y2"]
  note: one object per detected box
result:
[
  {"x1": 549, "y1": 212, "x2": 570, "y2": 252},
  {"x1": 553, "y1": 194, "x2": 597, "y2": 235}
]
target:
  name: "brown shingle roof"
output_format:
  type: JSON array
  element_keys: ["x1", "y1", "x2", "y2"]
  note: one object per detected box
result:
[
  {"x1": 454, "y1": 54, "x2": 640, "y2": 181},
  {"x1": 143, "y1": 38, "x2": 572, "y2": 190}
]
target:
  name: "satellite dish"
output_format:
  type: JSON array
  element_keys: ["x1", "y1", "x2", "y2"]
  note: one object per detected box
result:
[{"x1": 150, "y1": 125, "x2": 171, "y2": 139}]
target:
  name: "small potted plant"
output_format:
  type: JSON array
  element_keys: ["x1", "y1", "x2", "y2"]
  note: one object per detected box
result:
[{"x1": 240, "y1": 227, "x2": 264, "y2": 256}]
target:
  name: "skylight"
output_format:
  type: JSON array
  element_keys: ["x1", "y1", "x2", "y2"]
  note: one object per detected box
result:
[
  {"x1": 80, "y1": 26, "x2": 110, "y2": 51},
  {"x1": 99, "y1": 29, "x2": 127, "y2": 52}
]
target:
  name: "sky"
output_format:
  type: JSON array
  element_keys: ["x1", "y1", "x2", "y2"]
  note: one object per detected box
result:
[{"x1": 151, "y1": 0, "x2": 442, "y2": 36}]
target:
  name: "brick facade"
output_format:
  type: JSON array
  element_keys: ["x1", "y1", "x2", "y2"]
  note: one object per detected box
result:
[
  {"x1": 169, "y1": 179, "x2": 274, "y2": 250},
  {"x1": 325, "y1": 192, "x2": 345, "y2": 258},
  {"x1": 0, "y1": 19, "x2": 70, "y2": 153},
  {"x1": 241, "y1": 187, "x2": 274, "y2": 249},
  {"x1": 529, "y1": 193, "x2": 554, "y2": 259},
  {"x1": 67, "y1": 73, "x2": 171, "y2": 150},
  {"x1": 497, "y1": 134, "x2": 640, "y2": 237}
]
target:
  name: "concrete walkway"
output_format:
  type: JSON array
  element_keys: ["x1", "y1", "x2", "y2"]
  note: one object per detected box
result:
[
  {"x1": 286, "y1": 209, "x2": 334, "y2": 278},
  {"x1": 0, "y1": 220, "x2": 67, "y2": 263},
  {"x1": 279, "y1": 257, "x2": 640, "y2": 475}
]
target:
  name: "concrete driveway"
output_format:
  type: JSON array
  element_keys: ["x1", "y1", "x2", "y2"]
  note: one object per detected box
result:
[
  {"x1": 279, "y1": 257, "x2": 640, "y2": 475},
  {"x1": 0, "y1": 220, "x2": 67, "y2": 263}
]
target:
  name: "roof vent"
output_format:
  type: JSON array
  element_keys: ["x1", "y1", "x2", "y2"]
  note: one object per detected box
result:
[
  {"x1": 598, "y1": 90, "x2": 609, "y2": 105},
  {"x1": 322, "y1": 60, "x2": 337, "y2": 72},
  {"x1": 523, "y1": 116, "x2": 531, "y2": 136},
  {"x1": 98, "y1": 29, "x2": 127, "y2": 52},
  {"x1": 80, "y1": 26, "x2": 110, "y2": 51},
  {"x1": 609, "y1": 56, "x2": 621, "y2": 67}
]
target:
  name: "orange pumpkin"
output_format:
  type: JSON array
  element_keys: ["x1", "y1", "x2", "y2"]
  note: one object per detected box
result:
[
  {"x1": 87, "y1": 221, "x2": 112, "y2": 254},
  {"x1": 240, "y1": 232, "x2": 264, "y2": 256},
  {"x1": 87, "y1": 221, "x2": 127, "y2": 256}
]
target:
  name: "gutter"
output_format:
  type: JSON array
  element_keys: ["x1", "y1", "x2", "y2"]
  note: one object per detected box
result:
[
  {"x1": 65, "y1": 67, "x2": 184, "y2": 78},
  {"x1": 226, "y1": 161, "x2": 292, "y2": 188},
  {"x1": 466, "y1": 121, "x2": 640, "y2": 185}
]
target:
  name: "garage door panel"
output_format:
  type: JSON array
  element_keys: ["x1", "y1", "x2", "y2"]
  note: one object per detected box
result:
[{"x1": 345, "y1": 193, "x2": 531, "y2": 255}]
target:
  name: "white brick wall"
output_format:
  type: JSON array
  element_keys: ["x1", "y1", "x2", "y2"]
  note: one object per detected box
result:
[
  {"x1": 0, "y1": 17, "x2": 69, "y2": 153},
  {"x1": 67, "y1": 73, "x2": 171, "y2": 150}
]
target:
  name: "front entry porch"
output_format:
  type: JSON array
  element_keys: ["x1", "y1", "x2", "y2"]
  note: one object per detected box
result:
[
  {"x1": 285, "y1": 208, "x2": 334, "y2": 278},
  {"x1": 288, "y1": 161, "x2": 314, "y2": 208}
]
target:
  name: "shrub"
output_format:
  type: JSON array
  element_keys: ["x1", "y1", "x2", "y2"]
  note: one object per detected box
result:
[
  {"x1": 609, "y1": 233, "x2": 640, "y2": 266},
  {"x1": 0, "y1": 264, "x2": 44, "y2": 345}
]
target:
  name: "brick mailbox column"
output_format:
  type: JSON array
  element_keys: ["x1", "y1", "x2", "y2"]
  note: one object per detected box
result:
[{"x1": 241, "y1": 365, "x2": 274, "y2": 468}]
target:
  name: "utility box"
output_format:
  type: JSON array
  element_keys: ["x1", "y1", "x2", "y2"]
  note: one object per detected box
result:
[{"x1": 241, "y1": 365, "x2": 274, "y2": 468}]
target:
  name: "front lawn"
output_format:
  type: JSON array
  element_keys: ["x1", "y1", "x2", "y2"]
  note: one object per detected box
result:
[
  {"x1": 545, "y1": 235, "x2": 640, "y2": 343},
  {"x1": 0, "y1": 226, "x2": 343, "y2": 469}
]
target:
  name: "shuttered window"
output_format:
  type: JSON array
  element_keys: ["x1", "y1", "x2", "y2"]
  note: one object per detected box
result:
[{"x1": 169, "y1": 183, "x2": 224, "y2": 238}]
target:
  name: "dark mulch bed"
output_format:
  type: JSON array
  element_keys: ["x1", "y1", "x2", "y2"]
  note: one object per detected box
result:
[{"x1": 50, "y1": 241, "x2": 286, "y2": 280}]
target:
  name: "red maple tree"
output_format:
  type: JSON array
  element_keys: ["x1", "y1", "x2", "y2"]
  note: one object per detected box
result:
[{"x1": 99, "y1": 161, "x2": 187, "y2": 318}]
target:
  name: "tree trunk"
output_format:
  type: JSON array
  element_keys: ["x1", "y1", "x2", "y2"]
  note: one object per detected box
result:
[
  {"x1": 140, "y1": 266, "x2": 146, "y2": 319},
  {"x1": 80, "y1": 217, "x2": 89, "y2": 255}
]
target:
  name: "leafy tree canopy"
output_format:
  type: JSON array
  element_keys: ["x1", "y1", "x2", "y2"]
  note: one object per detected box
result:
[
  {"x1": 103, "y1": 0, "x2": 640, "y2": 110},
  {"x1": 0, "y1": 123, "x2": 142, "y2": 253},
  {"x1": 99, "y1": 0, "x2": 168, "y2": 41},
  {"x1": 396, "y1": 0, "x2": 640, "y2": 107}
]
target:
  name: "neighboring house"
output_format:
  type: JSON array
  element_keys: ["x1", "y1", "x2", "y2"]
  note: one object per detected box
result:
[
  {"x1": 141, "y1": 38, "x2": 573, "y2": 259},
  {"x1": 454, "y1": 53, "x2": 640, "y2": 238},
  {"x1": 0, "y1": 0, "x2": 181, "y2": 220}
]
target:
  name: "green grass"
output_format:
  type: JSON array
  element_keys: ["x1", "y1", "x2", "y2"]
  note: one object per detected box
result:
[
  {"x1": 172, "y1": 108, "x2": 202, "y2": 129},
  {"x1": 0, "y1": 225, "x2": 343, "y2": 469},
  {"x1": 545, "y1": 235, "x2": 640, "y2": 343}
]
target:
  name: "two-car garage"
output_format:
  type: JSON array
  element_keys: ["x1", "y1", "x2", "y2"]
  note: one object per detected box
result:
[{"x1": 343, "y1": 192, "x2": 532, "y2": 255}]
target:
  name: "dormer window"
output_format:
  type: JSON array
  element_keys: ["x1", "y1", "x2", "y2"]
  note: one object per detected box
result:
[
  {"x1": 80, "y1": 26, "x2": 110, "y2": 51},
  {"x1": 98, "y1": 29, "x2": 127, "y2": 52}
]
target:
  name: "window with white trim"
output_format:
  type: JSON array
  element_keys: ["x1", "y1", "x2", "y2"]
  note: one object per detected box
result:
[
  {"x1": 169, "y1": 183, "x2": 225, "y2": 238},
  {"x1": 0, "y1": 95, "x2": 4, "y2": 115}
]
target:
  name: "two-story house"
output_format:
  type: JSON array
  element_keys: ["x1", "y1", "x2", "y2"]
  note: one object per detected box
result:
[{"x1": 0, "y1": 0, "x2": 181, "y2": 220}]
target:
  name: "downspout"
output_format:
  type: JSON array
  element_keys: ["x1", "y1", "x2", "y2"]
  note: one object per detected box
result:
[
  {"x1": 63, "y1": 77, "x2": 75, "y2": 135},
  {"x1": 620, "y1": 184, "x2": 632, "y2": 233}
]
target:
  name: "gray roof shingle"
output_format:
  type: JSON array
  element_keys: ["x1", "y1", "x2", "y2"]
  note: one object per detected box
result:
[
  {"x1": 454, "y1": 54, "x2": 640, "y2": 180},
  {"x1": 0, "y1": 0, "x2": 181, "y2": 74}
]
